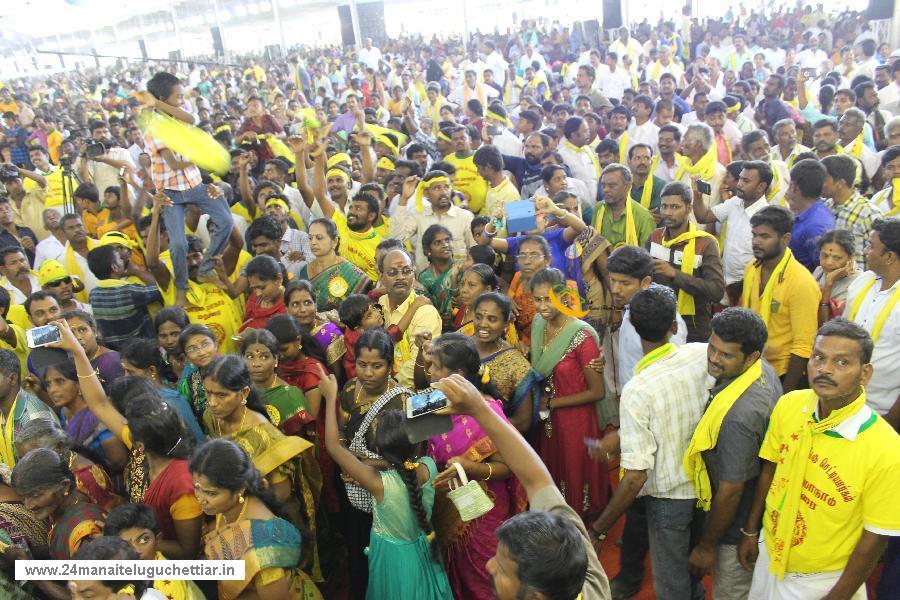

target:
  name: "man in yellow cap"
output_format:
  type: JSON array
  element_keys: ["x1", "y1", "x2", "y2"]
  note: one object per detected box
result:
[
  {"x1": 98, "y1": 231, "x2": 152, "y2": 283},
  {"x1": 38, "y1": 259, "x2": 90, "y2": 314}
]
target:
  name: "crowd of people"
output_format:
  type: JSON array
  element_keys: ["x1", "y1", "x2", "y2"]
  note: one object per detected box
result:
[{"x1": 0, "y1": 2, "x2": 898, "y2": 599}]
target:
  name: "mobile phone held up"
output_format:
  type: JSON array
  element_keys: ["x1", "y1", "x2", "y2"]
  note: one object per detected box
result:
[
  {"x1": 26, "y1": 325, "x2": 61, "y2": 349},
  {"x1": 406, "y1": 388, "x2": 449, "y2": 419},
  {"x1": 697, "y1": 179, "x2": 712, "y2": 195}
]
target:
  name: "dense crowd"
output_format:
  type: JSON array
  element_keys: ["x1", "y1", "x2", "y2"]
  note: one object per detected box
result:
[{"x1": 0, "y1": 2, "x2": 898, "y2": 599}]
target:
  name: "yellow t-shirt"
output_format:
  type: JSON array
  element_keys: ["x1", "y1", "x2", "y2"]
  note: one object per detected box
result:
[
  {"x1": 0, "y1": 323, "x2": 28, "y2": 379},
  {"x1": 333, "y1": 211, "x2": 381, "y2": 281},
  {"x1": 23, "y1": 168, "x2": 65, "y2": 207},
  {"x1": 229, "y1": 249, "x2": 254, "y2": 319},
  {"x1": 759, "y1": 391, "x2": 900, "y2": 573},
  {"x1": 485, "y1": 176, "x2": 522, "y2": 222},
  {"x1": 444, "y1": 153, "x2": 488, "y2": 215},
  {"x1": 742, "y1": 257, "x2": 821, "y2": 375}
]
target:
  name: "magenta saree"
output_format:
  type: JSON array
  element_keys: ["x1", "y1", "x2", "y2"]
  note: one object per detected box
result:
[{"x1": 427, "y1": 398, "x2": 525, "y2": 600}]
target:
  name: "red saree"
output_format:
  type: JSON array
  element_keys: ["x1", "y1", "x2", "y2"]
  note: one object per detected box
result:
[
  {"x1": 241, "y1": 293, "x2": 286, "y2": 332},
  {"x1": 142, "y1": 459, "x2": 198, "y2": 541}
]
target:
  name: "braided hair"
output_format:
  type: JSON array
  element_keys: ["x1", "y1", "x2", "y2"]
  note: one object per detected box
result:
[{"x1": 374, "y1": 409, "x2": 443, "y2": 565}]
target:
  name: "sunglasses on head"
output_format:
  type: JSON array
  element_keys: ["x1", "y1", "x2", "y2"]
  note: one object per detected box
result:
[{"x1": 45, "y1": 277, "x2": 71, "y2": 288}]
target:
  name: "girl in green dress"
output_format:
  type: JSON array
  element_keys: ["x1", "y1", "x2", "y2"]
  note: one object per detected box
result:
[
  {"x1": 417, "y1": 224, "x2": 460, "y2": 331},
  {"x1": 319, "y1": 366, "x2": 451, "y2": 600}
]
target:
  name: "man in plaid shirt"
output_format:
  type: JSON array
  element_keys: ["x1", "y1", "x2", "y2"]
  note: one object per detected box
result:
[
  {"x1": 822, "y1": 154, "x2": 883, "y2": 270},
  {"x1": 142, "y1": 71, "x2": 234, "y2": 307}
]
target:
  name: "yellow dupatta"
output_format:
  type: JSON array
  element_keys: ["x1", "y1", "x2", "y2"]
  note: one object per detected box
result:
[
  {"x1": 562, "y1": 139, "x2": 600, "y2": 178},
  {"x1": 617, "y1": 132, "x2": 629, "y2": 163},
  {"x1": 767, "y1": 389, "x2": 868, "y2": 577},
  {"x1": 430, "y1": 96, "x2": 446, "y2": 133},
  {"x1": 847, "y1": 132, "x2": 865, "y2": 159},
  {"x1": 595, "y1": 199, "x2": 638, "y2": 247},
  {"x1": 847, "y1": 277, "x2": 900, "y2": 343},
  {"x1": 662, "y1": 224, "x2": 717, "y2": 315},
  {"x1": 683, "y1": 359, "x2": 763, "y2": 510},
  {"x1": 742, "y1": 247, "x2": 794, "y2": 325},
  {"x1": 766, "y1": 164, "x2": 783, "y2": 205},
  {"x1": 674, "y1": 145, "x2": 717, "y2": 181},
  {"x1": 890, "y1": 179, "x2": 900, "y2": 216},
  {"x1": 64, "y1": 238, "x2": 98, "y2": 302}
]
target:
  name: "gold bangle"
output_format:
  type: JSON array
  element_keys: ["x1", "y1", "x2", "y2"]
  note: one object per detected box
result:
[
  {"x1": 484, "y1": 463, "x2": 493, "y2": 481},
  {"x1": 77, "y1": 368, "x2": 99, "y2": 379}
]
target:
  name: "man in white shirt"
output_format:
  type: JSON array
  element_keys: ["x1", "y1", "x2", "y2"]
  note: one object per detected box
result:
[
  {"x1": 483, "y1": 40, "x2": 508, "y2": 87},
  {"x1": 877, "y1": 63, "x2": 900, "y2": 116},
  {"x1": 78, "y1": 121, "x2": 135, "y2": 201},
  {"x1": 599, "y1": 52, "x2": 633, "y2": 102},
  {"x1": 843, "y1": 218, "x2": 900, "y2": 426},
  {"x1": 33, "y1": 208, "x2": 66, "y2": 270},
  {"x1": 459, "y1": 48, "x2": 487, "y2": 84},
  {"x1": 558, "y1": 116, "x2": 599, "y2": 195},
  {"x1": 796, "y1": 37, "x2": 828, "y2": 70},
  {"x1": 609, "y1": 27, "x2": 644, "y2": 67},
  {"x1": 628, "y1": 95, "x2": 660, "y2": 153},
  {"x1": 357, "y1": 38, "x2": 382, "y2": 70},
  {"x1": 518, "y1": 45, "x2": 548, "y2": 75},
  {"x1": 126, "y1": 127, "x2": 146, "y2": 166}
]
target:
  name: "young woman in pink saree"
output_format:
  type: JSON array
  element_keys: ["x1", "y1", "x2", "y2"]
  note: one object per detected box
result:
[{"x1": 421, "y1": 333, "x2": 525, "y2": 600}]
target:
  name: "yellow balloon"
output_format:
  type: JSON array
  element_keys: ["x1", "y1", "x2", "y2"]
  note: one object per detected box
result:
[{"x1": 138, "y1": 110, "x2": 231, "y2": 176}]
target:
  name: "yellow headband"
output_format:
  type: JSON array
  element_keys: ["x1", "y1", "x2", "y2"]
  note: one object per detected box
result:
[
  {"x1": 486, "y1": 110, "x2": 511, "y2": 126},
  {"x1": 726, "y1": 104, "x2": 740, "y2": 114},
  {"x1": 375, "y1": 134, "x2": 399, "y2": 156},
  {"x1": 326, "y1": 168, "x2": 351, "y2": 184},
  {"x1": 376, "y1": 156, "x2": 395, "y2": 171},
  {"x1": 414, "y1": 176, "x2": 452, "y2": 212},
  {"x1": 437, "y1": 131, "x2": 453, "y2": 143},
  {"x1": 214, "y1": 124, "x2": 231, "y2": 134},
  {"x1": 327, "y1": 152, "x2": 351, "y2": 169},
  {"x1": 265, "y1": 198, "x2": 290, "y2": 212}
]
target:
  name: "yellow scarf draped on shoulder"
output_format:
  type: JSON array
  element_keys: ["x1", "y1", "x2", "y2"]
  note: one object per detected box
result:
[
  {"x1": 562, "y1": 139, "x2": 600, "y2": 178},
  {"x1": 595, "y1": 199, "x2": 638, "y2": 247},
  {"x1": 742, "y1": 248, "x2": 794, "y2": 324},
  {"x1": 683, "y1": 359, "x2": 763, "y2": 510},
  {"x1": 674, "y1": 145, "x2": 716, "y2": 182},
  {"x1": 662, "y1": 224, "x2": 717, "y2": 315},
  {"x1": 767, "y1": 389, "x2": 868, "y2": 577}
]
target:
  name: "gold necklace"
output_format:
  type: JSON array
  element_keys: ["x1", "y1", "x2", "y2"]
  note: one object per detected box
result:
[
  {"x1": 215, "y1": 406, "x2": 247, "y2": 437},
  {"x1": 216, "y1": 495, "x2": 250, "y2": 529},
  {"x1": 542, "y1": 317, "x2": 571, "y2": 350}
]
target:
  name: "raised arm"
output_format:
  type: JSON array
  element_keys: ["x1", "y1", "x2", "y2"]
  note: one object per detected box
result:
[
  {"x1": 311, "y1": 146, "x2": 337, "y2": 219},
  {"x1": 691, "y1": 178, "x2": 718, "y2": 225},
  {"x1": 434, "y1": 374, "x2": 553, "y2": 499},
  {"x1": 145, "y1": 192, "x2": 173, "y2": 290},
  {"x1": 286, "y1": 136, "x2": 315, "y2": 208},
  {"x1": 317, "y1": 366, "x2": 385, "y2": 501},
  {"x1": 136, "y1": 91, "x2": 196, "y2": 125}
]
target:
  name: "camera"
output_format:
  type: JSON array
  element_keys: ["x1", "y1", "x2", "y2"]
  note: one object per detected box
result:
[
  {"x1": 59, "y1": 154, "x2": 74, "y2": 169},
  {"x1": 84, "y1": 140, "x2": 108, "y2": 159}
]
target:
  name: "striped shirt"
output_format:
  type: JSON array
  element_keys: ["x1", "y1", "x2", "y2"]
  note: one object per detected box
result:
[
  {"x1": 824, "y1": 193, "x2": 883, "y2": 270},
  {"x1": 88, "y1": 281, "x2": 163, "y2": 351},
  {"x1": 620, "y1": 343, "x2": 711, "y2": 499},
  {"x1": 144, "y1": 132, "x2": 202, "y2": 191}
]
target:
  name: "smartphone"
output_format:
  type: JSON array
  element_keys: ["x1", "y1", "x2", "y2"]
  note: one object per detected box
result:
[
  {"x1": 697, "y1": 179, "x2": 712, "y2": 195},
  {"x1": 406, "y1": 388, "x2": 448, "y2": 419},
  {"x1": 802, "y1": 68, "x2": 817, "y2": 79},
  {"x1": 118, "y1": 167, "x2": 126, "y2": 178},
  {"x1": 486, "y1": 125, "x2": 502, "y2": 136},
  {"x1": 26, "y1": 325, "x2": 61, "y2": 349}
]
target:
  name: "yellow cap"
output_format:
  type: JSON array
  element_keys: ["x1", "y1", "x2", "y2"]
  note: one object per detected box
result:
[
  {"x1": 99, "y1": 231, "x2": 135, "y2": 250},
  {"x1": 38, "y1": 259, "x2": 72, "y2": 287}
]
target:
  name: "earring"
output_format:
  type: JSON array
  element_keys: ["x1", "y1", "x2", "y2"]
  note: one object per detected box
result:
[{"x1": 238, "y1": 495, "x2": 245, "y2": 504}]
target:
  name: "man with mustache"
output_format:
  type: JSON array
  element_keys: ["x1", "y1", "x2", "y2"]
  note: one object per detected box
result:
[
  {"x1": 742, "y1": 205, "x2": 821, "y2": 392},
  {"x1": 0, "y1": 246, "x2": 38, "y2": 305},
  {"x1": 685, "y1": 308, "x2": 781, "y2": 598},
  {"x1": 738, "y1": 319, "x2": 900, "y2": 599},
  {"x1": 376, "y1": 248, "x2": 441, "y2": 388},
  {"x1": 648, "y1": 182, "x2": 725, "y2": 342},
  {"x1": 391, "y1": 171, "x2": 475, "y2": 272}
]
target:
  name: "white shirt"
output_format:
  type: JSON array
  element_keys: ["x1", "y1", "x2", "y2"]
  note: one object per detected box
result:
[
  {"x1": 518, "y1": 52, "x2": 548, "y2": 74},
  {"x1": 878, "y1": 83, "x2": 900, "y2": 116},
  {"x1": 711, "y1": 196, "x2": 769, "y2": 285},
  {"x1": 618, "y1": 299, "x2": 688, "y2": 392},
  {"x1": 628, "y1": 120, "x2": 660, "y2": 153},
  {"x1": 609, "y1": 38, "x2": 644, "y2": 65},
  {"x1": 1, "y1": 273, "x2": 40, "y2": 306},
  {"x1": 128, "y1": 142, "x2": 146, "y2": 166},
  {"x1": 558, "y1": 142, "x2": 599, "y2": 196},
  {"x1": 796, "y1": 48, "x2": 828, "y2": 70},
  {"x1": 358, "y1": 47, "x2": 382, "y2": 70},
  {"x1": 619, "y1": 342, "x2": 709, "y2": 499},
  {"x1": 598, "y1": 68, "x2": 632, "y2": 101},
  {"x1": 85, "y1": 147, "x2": 135, "y2": 199},
  {"x1": 842, "y1": 272, "x2": 900, "y2": 415},
  {"x1": 33, "y1": 235, "x2": 66, "y2": 270},
  {"x1": 486, "y1": 52, "x2": 509, "y2": 86}
]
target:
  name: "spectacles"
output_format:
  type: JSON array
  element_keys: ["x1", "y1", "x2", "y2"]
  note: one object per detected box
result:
[
  {"x1": 185, "y1": 339, "x2": 215, "y2": 355},
  {"x1": 385, "y1": 267, "x2": 415, "y2": 278},
  {"x1": 45, "y1": 277, "x2": 72, "y2": 288},
  {"x1": 517, "y1": 252, "x2": 545, "y2": 262}
]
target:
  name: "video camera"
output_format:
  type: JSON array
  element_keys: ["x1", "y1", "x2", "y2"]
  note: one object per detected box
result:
[{"x1": 84, "y1": 140, "x2": 108, "y2": 159}]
